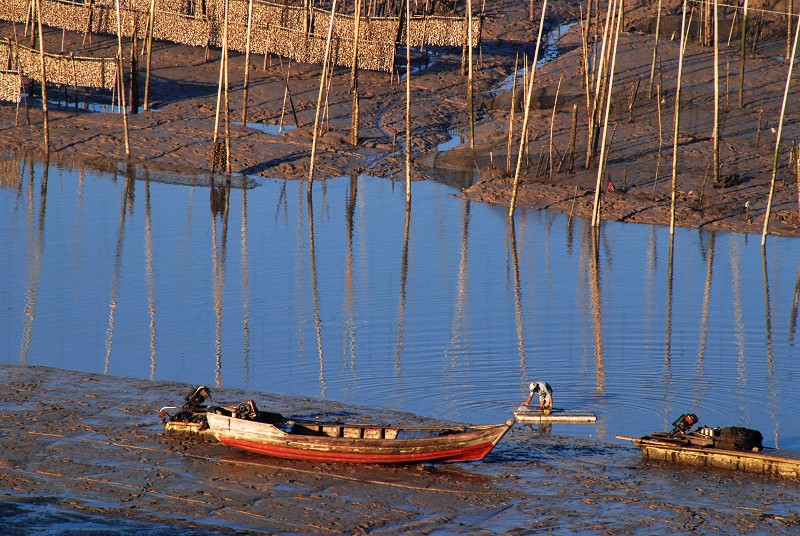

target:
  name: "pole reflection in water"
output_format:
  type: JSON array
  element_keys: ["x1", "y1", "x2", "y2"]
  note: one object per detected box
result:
[
  {"x1": 506, "y1": 216, "x2": 526, "y2": 378},
  {"x1": 211, "y1": 179, "x2": 230, "y2": 388},
  {"x1": 694, "y1": 231, "x2": 715, "y2": 407},
  {"x1": 731, "y1": 238, "x2": 748, "y2": 423},
  {"x1": 446, "y1": 199, "x2": 471, "y2": 367},
  {"x1": 395, "y1": 201, "x2": 411, "y2": 376},
  {"x1": 790, "y1": 258, "x2": 800, "y2": 345},
  {"x1": 20, "y1": 154, "x2": 47, "y2": 365},
  {"x1": 662, "y1": 232, "x2": 675, "y2": 426},
  {"x1": 587, "y1": 227, "x2": 605, "y2": 396},
  {"x1": 144, "y1": 172, "x2": 158, "y2": 379},
  {"x1": 307, "y1": 193, "x2": 326, "y2": 396},
  {"x1": 762, "y1": 246, "x2": 778, "y2": 448},
  {"x1": 241, "y1": 186, "x2": 251, "y2": 385},
  {"x1": 104, "y1": 167, "x2": 134, "y2": 375},
  {"x1": 343, "y1": 174, "x2": 358, "y2": 378}
]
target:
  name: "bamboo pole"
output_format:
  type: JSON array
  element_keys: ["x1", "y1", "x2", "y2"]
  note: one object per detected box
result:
[
  {"x1": 590, "y1": 0, "x2": 622, "y2": 227},
  {"x1": 509, "y1": 0, "x2": 548, "y2": 218},
  {"x1": 143, "y1": 0, "x2": 155, "y2": 111},
  {"x1": 467, "y1": 0, "x2": 474, "y2": 149},
  {"x1": 405, "y1": 0, "x2": 411, "y2": 203},
  {"x1": 648, "y1": 0, "x2": 662, "y2": 98},
  {"x1": 115, "y1": 0, "x2": 130, "y2": 157},
  {"x1": 350, "y1": 0, "x2": 361, "y2": 145},
  {"x1": 548, "y1": 75, "x2": 563, "y2": 184},
  {"x1": 739, "y1": 0, "x2": 749, "y2": 108},
  {"x1": 586, "y1": 0, "x2": 615, "y2": 169},
  {"x1": 670, "y1": 0, "x2": 689, "y2": 235},
  {"x1": 34, "y1": 0, "x2": 48, "y2": 153},
  {"x1": 761, "y1": 4, "x2": 800, "y2": 246},
  {"x1": 211, "y1": 0, "x2": 229, "y2": 173},
  {"x1": 307, "y1": 0, "x2": 338, "y2": 198},
  {"x1": 241, "y1": 0, "x2": 254, "y2": 125},
  {"x1": 713, "y1": 0, "x2": 719, "y2": 185},
  {"x1": 506, "y1": 52, "x2": 518, "y2": 175}
]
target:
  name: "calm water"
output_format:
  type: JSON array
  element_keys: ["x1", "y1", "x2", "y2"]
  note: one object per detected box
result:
[{"x1": 2, "y1": 150, "x2": 800, "y2": 450}]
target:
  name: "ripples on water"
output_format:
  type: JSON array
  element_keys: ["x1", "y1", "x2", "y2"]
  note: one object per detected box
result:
[{"x1": 2, "y1": 151, "x2": 800, "y2": 450}]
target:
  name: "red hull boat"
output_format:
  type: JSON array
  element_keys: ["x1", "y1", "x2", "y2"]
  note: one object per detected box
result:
[{"x1": 205, "y1": 406, "x2": 514, "y2": 464}]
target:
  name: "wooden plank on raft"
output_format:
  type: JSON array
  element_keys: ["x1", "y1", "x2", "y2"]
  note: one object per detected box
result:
[{"x1": 513, "y1": 408, "x2": 597, "y2": 424}]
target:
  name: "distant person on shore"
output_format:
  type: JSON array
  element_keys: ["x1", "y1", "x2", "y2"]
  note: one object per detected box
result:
[{"x1": 523, "y1": 381, "x2": 553, "y2": 411}]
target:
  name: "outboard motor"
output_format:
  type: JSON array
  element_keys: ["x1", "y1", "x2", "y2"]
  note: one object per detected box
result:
[{"x1": 670, "y1": 413, "x2": 698, "y2": 436}]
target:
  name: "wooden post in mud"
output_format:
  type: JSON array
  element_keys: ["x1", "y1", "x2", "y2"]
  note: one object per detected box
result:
[
  {"x1": 506, "y1": 53, "x2": 518, "y2": 175},
  {"x1": 761, "y1": 4, "x2": 800, "y2": 246},
  {"x1": 712, "y1": 0, "x2": 719, "y2": 185},
  {"x1": 467, "y1": 0, "x2": 474, "y2": 149},
  {"x1": 548, "y1": 75, "x2": 563, "y2": 184},
  {"x1": 509, "y1": 0, "x2": 548, "y2": 218},
  {"x1": 350, "y1": 0, "x2": 361, "y2": 145},
  {"x1": 34, "y1": 0, "x2": 48, "y2": 153},
  {"x1": 143, "y1": 0, "x2": 155, "y2": 111},
  {"x1": 670, "y1": 0, "x2": 689, "y2": 235},
  {"x1": 648, "y1": 0, "x2": 662, "y2": 98},
  {"x1": 739, "y1": 0, "x2": 749, "y2": 108},
  {"x1": 115, "y1": 0, "x2": 130, "y2": 157},
  {"x1": 590, "y1": 0, "x2": 622, "y2": 227},
  {"x1": 241, "y1": 0, "x2": 254, "y2": 125},
  {"x1": 211, "y1": 0, "x2": 230, "y2": 173},
  {"x1": 308, "y1": 0, "x2": 338, "y2": 198},
  {"x1": 405, "y1": 0, "x2": 411, "y2": 203}
]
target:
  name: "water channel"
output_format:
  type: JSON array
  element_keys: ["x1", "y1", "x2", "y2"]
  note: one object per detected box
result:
[{"x1": 2, "y1": 150, "x2": 800, "y2": 452}]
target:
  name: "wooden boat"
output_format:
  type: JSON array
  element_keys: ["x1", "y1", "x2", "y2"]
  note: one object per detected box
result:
[
  {"x1": 616, "y1": 417, "x2": 800, "y2": 478},
  {"x1": 513, "y1": 407, "x2": 597, "y2": 424},
  {"x1": 205, "y1": 402, "x2": 515, "y2": 464}
]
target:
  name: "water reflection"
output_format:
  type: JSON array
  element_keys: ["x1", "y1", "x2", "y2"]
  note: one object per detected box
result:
[{"x1": 3, "y1": 151, "x2": 800, "y2": 449}]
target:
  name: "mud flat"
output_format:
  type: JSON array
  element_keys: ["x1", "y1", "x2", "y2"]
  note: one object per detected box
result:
[
  {"x1": 3, "y1": 363, "x2": 800, "y2": 534},
  {"x1": 4, "y1": 1, "x2": 800, "y2": 237}
]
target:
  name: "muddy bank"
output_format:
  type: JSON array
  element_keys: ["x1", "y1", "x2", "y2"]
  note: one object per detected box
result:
[
  {"x1": 2, "y1": 364, "x2": 800, "y2": 534},
  {"x1": 2, "y1": 0, "x2": 800, "y2": 237}
]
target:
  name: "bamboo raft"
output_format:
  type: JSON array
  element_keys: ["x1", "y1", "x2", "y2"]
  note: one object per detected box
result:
[
  {"x1": 616, "y1": 433, "x2": 800, "y2": 479},
  {"x1": 513, "y1": 407, "x2": 597, "y2": 424}
]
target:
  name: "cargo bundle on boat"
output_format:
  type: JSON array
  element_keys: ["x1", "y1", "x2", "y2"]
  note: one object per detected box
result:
[{"x1": 616, "y1": 413, "x2": 800, "y2": 479}]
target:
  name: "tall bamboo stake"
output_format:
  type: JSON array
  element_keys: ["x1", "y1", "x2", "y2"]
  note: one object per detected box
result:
[
  {"x1": 350, "y1": 0, "x2": 361, "y2": 145},
  {"x1": 713, "y1": 0, "x2": 719, "y2": 185},
  {"x1": 211, "y1": 0, "x2": 229, "y2": 173},
  {"x1": 739, "y1": 0, "x2": 749, "y2": 108},
  {"x1": 405, "y1": 0, "x2": 411, "y2": 203},
  {"x1": 648, "y1": 0, "x2": 662, "y2": 98},
  {"x1": 143, "y1": 0, "x2": 155, "y2": 111},
  {"x1": 590, "y1": 0, "x2": 622, "y2": 227},
  {"x1": 467, "y1": 0, "x2": 474, "y2": 149},
  {"x1": 509, "y1": 0, "x2": 548, "y2": 218},
  {"x1": 506, "y1": 52, "x2": 519, "y2": 175},
  {"x1": 115, "y1": 0, "x2": 130, "y2": 157},
  {"x1": 548, "y1": 75, "x2": 563, "y2": 184},
  {"x1": 307, "y1": 0, "x2": 338, "y2": 198},
  {"x1": 35, "y1": 0, "x2": 48, "y2": 153},
  {"x1": 241, "y1": 0, "x2": 254, "y2": 125},
  {"x1": 761, "y1": 4, "x2": 800, "y2": 246},
  {"x1": 670, "y1": 0, "x2": 689, "y2": 235}
]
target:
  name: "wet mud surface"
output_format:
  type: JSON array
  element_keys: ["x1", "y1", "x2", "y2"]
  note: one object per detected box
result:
[
  {"x1": 2, "y1": 364, "x2": 800, "y2": 534},
  {"x1": 3, "y1": 2, "x2": 800, "y2": 237}
]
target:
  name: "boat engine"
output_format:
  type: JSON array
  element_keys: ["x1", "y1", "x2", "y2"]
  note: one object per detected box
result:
[
  {"x1": 235, "y1": 400, "x2": 259, "y2": 420},
  {"x1": 670, "y1": 413, "x2": 699, "y2": 436}
]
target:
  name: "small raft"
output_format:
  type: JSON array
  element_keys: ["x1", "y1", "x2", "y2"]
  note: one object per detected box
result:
[
  {"x1": 616, "y1": 429, "x2": 800, "y2": 479},
  {"x1": 513, "y1": 407, "x2": 597, "y2": 424}
]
